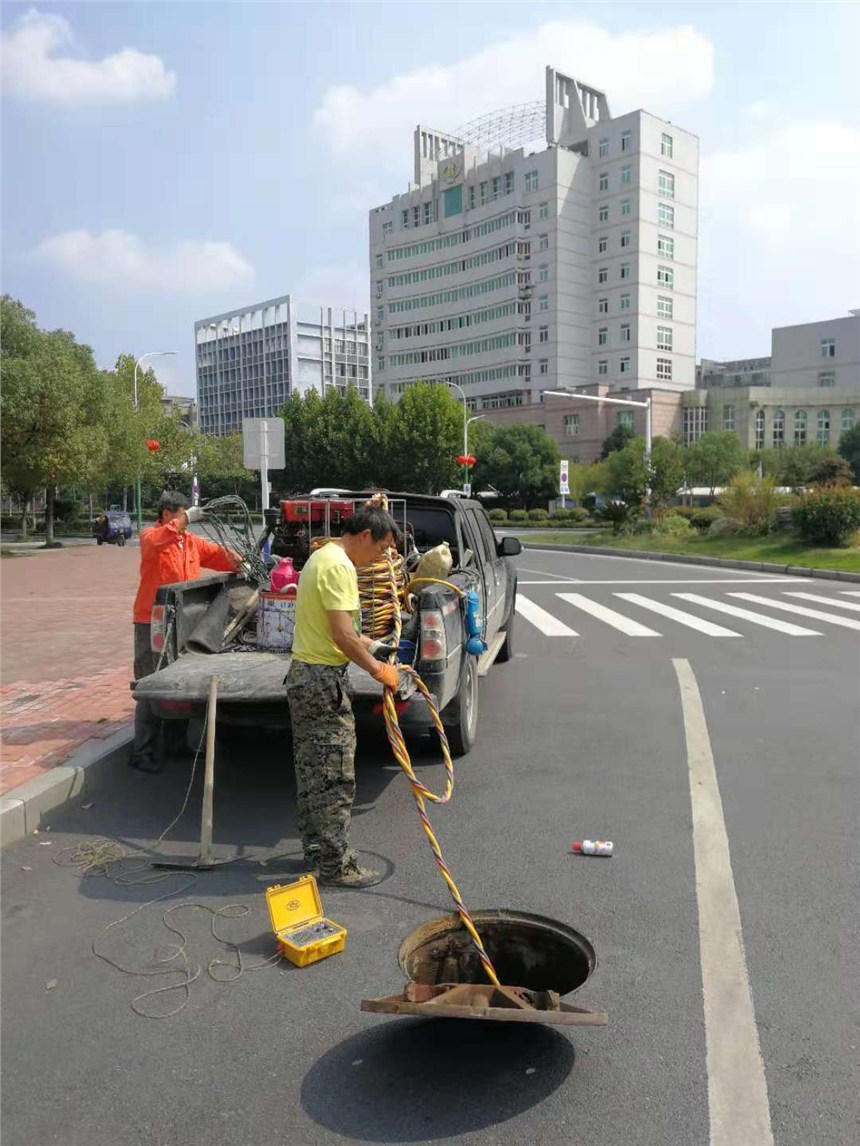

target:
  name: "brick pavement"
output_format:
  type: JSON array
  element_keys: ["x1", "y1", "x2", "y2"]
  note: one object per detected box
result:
[{"x1": 0, "y1": 545, "x2": 140, "y2": 795}]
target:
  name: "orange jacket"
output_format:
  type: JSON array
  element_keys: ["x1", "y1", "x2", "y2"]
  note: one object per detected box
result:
[{"x1": 133, "y1": 519, "x2": 239, "y2": 624}]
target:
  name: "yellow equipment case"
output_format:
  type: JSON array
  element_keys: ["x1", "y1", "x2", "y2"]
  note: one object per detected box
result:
[{"x1": 265, "y1": 875, "x2": 347, "y2": 968}]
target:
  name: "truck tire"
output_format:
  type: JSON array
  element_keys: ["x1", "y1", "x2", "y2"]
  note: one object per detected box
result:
[
  {"x1": 442, "y1": 655, "x2": 478, "y2": 757},
  {"x1": 496, "y1": 597, "x2": 516, "y2": 663}
]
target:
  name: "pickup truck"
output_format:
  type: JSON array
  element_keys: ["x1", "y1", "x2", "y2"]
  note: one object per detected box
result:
[{"x1": 133, "y1": 492, "x2": 521, "y2": 756}]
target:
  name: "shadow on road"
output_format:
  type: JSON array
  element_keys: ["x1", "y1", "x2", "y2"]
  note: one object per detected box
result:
[{"x1": 300, "y1": 1018, "x2": 576, "y2": 1141}]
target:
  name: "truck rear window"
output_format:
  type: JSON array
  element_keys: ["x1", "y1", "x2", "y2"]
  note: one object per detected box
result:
[{"x1": 403, "y1": 507, "x2": 458, "y2": 551}]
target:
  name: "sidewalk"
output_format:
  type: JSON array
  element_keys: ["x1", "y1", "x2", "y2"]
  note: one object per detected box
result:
[{"x1": 0, "y1": 546, "x2": 139, "y2": 798}]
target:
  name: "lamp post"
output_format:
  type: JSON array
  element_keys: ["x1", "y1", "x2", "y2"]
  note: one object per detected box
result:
[
  {"x1": 446, "y1": 381, "x2": 471, "y2": 493},
  {"x1": 133, "y1": 351, "x2": 176, "y2": 532},
  {"x1": 544, "y1": 389, "x2": 653, "y2": 501}
]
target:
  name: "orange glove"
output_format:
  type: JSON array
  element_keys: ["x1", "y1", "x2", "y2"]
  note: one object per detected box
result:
[{"x1": 373, "y1": 662, "x2": 401, "y2": 690}]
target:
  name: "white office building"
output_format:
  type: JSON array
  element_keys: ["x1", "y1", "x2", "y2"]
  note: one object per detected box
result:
[
  {"x1": 369, "y1": 67, "x2": 699, "y2": 410},
  {"x1": 195, "y1": 295, "x2": 371, "y2": 436},
  {"x1": 770, "y1": 311, "x2": 860, "y2": 390}
]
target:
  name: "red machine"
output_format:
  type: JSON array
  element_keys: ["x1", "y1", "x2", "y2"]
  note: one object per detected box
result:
[{"x1": 272, "y1": 499, "x2": 357, "y2": 568}]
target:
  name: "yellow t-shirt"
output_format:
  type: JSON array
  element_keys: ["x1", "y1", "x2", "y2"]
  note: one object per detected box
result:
[{"x1": 291, "y1": 542, "x2": 360, "y2": 665}]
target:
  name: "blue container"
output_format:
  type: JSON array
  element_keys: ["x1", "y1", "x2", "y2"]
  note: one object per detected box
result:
[{"x1": 397, "y1": 639, "x2": 416, "y2": 665}]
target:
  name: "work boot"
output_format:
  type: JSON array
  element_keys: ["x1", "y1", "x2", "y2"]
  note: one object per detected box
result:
[{"x1": 319, "y1": 863, "x2": 383, "y2": 890}]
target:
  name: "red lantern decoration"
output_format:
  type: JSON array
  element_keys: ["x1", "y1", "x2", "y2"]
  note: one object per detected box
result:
[
  {"x1": 456, "y1": 453, "x2": 477, "y2": 468},
  {"x1": 146, "y1": 439, "x2": 161, "y2": 453}
]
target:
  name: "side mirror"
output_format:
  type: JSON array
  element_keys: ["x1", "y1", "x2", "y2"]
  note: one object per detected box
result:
[{"x1": 497, "y1": 536, "x2": 522, "y2": 557}]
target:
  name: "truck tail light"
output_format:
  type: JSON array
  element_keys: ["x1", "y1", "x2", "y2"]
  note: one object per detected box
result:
[
  {"x1": 420, "y1": 609, "x2": 447, "y2": 663},
  {"x1": 151, "y1": 605, "x2": 166, "y2": 652}
]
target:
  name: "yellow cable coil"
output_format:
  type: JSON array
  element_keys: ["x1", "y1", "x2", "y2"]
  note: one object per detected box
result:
[
  {"x1": 375, "y1": 552, "x2": 500, "y2": 987},
  {"x1": 357, "y1": 550, "x2": 410, "y2": 641}
]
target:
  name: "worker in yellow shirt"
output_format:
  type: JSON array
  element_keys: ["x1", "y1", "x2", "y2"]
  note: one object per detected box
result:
[{"x1": 285, "y1": 503, "x2": 402, "y2": 888}]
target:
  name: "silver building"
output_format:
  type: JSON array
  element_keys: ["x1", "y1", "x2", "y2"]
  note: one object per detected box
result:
[
  {"x1": 195, "y1": 295, "x2": 371, "y2": 436},
  {"x1": 369, "y1": 66, "x2": 699, "y2": 410}
]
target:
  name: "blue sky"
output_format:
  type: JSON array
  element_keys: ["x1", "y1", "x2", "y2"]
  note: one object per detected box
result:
[{"x1": 2, "y1": 1, "x2": 859, "y2": 397}]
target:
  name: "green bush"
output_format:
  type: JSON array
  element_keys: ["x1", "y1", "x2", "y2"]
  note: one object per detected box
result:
[
  {"x1": 717, "y1": 473, "x2": 781, "y2": 534},
  {"x1": 551, "y1": 507, "x2": 573, "y2": 521},
  {"x1": 656, "y1": 513, "x2": 695, "y2": 537},
  {"x1": 527, "y1": 508, "x2": 549, "y2": 523},
  {"x1": 487, "y1": 509, "x2": 508, "y2": 524},
  {"x1": 508, "y1": 509, "x2": 528, "y2": 523},
  {"x1": 551, "y1": 506, "x2": 590, "y2": 525},
  {"x1": 690, "y1": 505, "x2": 723, "y2": 531},
  {"x1": 670, "y1": 506, "x2": 698, "y2": 521},
  {"x1": 597, "y1": 501, "x2": 633, "y2": 534},
  {"x1": 794, "y1": 488, "x2": 860, "y2": 546}
]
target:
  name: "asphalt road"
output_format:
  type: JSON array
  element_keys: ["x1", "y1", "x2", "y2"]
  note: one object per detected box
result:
[{"x1": 2, "y1": 549, "x2": 858, "y2": 1146}]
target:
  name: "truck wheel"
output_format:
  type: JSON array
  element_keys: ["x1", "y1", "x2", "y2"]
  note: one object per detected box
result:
[
  {"x1": 496, "y1": 599, "x2": 516, "y2": 663},
  {"x1": 443, "y1": 655, "x2": 478, "y2": 757}
]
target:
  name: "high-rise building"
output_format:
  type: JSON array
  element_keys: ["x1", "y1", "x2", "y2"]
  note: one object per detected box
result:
[
  {"x1": 195, "y1": 295, "x2": 370, "y2": 436},
  {"x1": 369, "y1": 66, "x2": 698, "y2": 411}
]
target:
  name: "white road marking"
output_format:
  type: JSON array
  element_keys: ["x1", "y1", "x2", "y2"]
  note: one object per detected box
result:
[
  {"x1": 614, "y1": 593, "x2": 741, "y2": 636},
  {"x1": 784, "y1": 591, "x2": 860, "y2": 613},
  {"x1": 517, "y1": 567, "x2": 582, "y2": 583},
  {"x1": 519, "y1": 547, "x2": 797, "y2": 577},
  {"x1": 515, "y1": 594, "x2": 579, "y2": 636},
  {"x1": 673, "y1": 593, "x2": 821, "y2": 636},
  {"x1": 730, "y1": 593, "x2": 860, "y2": 632},
  {"x1": 516, "y1": 578, "x2": 809, "y2": 586},
  {"x1": 839, "y1": 590, "x2": 860, "y2": 597},
  {"x1": 673, "y1": 659, "x2": 774, "y2": 1146},
  {"x1": 556, "y1": 592, "x2": 660, "y2": 636}
]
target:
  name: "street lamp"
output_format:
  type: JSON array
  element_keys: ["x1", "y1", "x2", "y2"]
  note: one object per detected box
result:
[
  {"x1": 543, "y1": 389, "x2": 653, "y2": 502},
  {"x1": 133, "y1": 350, "x2": 176, "y2": 532},
  {"x1": 446, "y1": 381, "x2": 473, "y2": 494}
]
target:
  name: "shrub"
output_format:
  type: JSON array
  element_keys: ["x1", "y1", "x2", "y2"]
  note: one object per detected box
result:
[
  {"x1": 794, "y1": 488, "x2": 860, "y2": 546},
  {"x1": 717, "y1": 473, "x2": 781, "y2": 534},
  {"x1": 508, "y1": 509, "x2": 528, "y2": 523},
  {"x1": 569, "y1": 507, "x2": 590, "y2": 524},
  {"x1": 551, "y1": 507, "x2": 573, "y2": 522},
  {"x1": 597, "y1": 500, "x2": 633, "y2": 534},
  {"x1": 657, "y1": 513, "x2": 695, "y2": 537},
  {"x1": 487, "y1": 509, "x2": 508, "y2": 524},
  {"x1": 670, "y1": 506, "x2": 698, "y2": 521},
  {"x1": 690, "y1": 505, "x2": 723, "y2": 531},
  {"x1": 527, "y1": 508, "x2": 549, "y2": 523}
]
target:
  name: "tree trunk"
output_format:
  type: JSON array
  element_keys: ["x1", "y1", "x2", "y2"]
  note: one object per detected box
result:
[
  {"x1": 122, "y1": 487, "x2": 128, "y2": 511},
  {"x1": 20, "y1": 496, "x2": 30, "y2": 540},
  {"x1": 44, "y1": 487, "x2": 56, "y2": 548}
]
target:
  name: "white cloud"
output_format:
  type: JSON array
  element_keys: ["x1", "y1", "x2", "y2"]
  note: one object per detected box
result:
[
  {"x1": 1, "y1": 9, "x2": 176, "y2": 106},
  {"x1": 312, "y1": 21, "x2": 714, "y2": 161},
  {"x1": 297, "y1": 263, "x2": 370, "y2": 312},
  {"x1": 33, "y1": 230, "x2": 255, "y2": 294}
]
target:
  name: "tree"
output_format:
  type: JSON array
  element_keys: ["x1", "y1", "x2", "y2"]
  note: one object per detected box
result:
[
  {"x1": 810, "y1": 453, "x2": 854, "y2": 487},
  {"x1": 685, "y1": 431, "x2": 749, "y2": 497},
  {"x1": 471, "y1": 423, "x2": 560, "y2": 509},
  {"x1": 604, "y1": 436, "x2": 649, "y2": 505},
  {"x1": 838, "y1": 422, "x2": 860, "y2": 483},
  {"x1": 387, "y1": 383, "x2": 462, "y2": 493},
  {"x1": 649, "y1": 437, "x2": 686, "y2": 514},
  {"x1": 600, "y1": 423, "x2": 637, "y2": 460}
]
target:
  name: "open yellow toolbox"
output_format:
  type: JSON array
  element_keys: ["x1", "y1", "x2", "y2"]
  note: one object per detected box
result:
[{"x1": 265, "y1": 875, "x2": 347, "y2": 968}]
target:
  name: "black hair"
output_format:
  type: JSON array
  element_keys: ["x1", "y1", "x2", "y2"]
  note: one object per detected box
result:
[
  {"x1": 156, "y1": 489, "x2": 189, "y2": 515},
  {"x1": 343, "y1": 504, "x2": 400, "y2": 543}
]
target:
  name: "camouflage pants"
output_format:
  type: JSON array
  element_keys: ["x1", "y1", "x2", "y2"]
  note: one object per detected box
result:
[{"x1": 285, "y1": 660, "x2": 358, "y2": 877}]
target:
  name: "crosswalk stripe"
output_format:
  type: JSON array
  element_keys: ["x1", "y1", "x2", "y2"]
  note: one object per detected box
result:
[
  {"x1": 614, "y1": 593, "x2": 742, "y2": 636},
  {"x1": 729, "y1": 593, "x2": 860, "y2": 632},
  {"x1": 556, "y1": 592, "x2": 660, "y2": 636},
  {"x1": 839, "y1": 590, "x2": 860, "y2": 597},
  {"x1": 785, "y1": 592, "x2": 860, "y2": 613},
  {"x1": 673, "y1": 593, "x2": 821, "y2": 636},
  {"x1": 516, "y1": 594, "x2": 579, "y2": 636}
]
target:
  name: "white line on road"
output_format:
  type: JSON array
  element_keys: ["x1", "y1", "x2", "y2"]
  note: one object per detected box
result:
[
  {"x1": 840, "y1": 590, "x2": 860, "y2": 597},
  {"x1": 517, "y1": 567, "x2": 582, "y2": 582},
  {"x1": 673, "y1": 658, "x2": 774, "y2": 1146},
  {"x1": 673, "y1": 593, "x2": 821, "y2": 636},
  {"x1": 556, "y1": 592, "x2": 660, "y2": 636},
  {"x1": 515, "y1": 594, "x2": 579, "y2": 636},
  {"x1": 729, "y1": 593, "x2": 860, "y2": 632},
  {"x1": 784, "y1": 591, "x2": 860, "y2": 613},
  {"x1": 516, "y1": 578, "x2": 809, "y2": 586},
  {"x1": 519, "y1": 548, "x2": 799, "y2": 577},
  {"x1": 614, "y1": 593, "x2": 742, "y2": 636}
]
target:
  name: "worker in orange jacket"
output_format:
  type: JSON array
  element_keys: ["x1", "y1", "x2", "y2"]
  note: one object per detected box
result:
[{"x1": 131, "y1": 490, "x2": 240, "y2": 773}]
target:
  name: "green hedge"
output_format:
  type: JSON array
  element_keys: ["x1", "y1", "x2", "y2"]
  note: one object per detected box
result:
[
  {"x1": 794, "y1": 488, "x2": 860, "y2": 546},
  {"x1": 487, "y1": 509, "x2": 508, "y2": 524},
  {"x1": 508, "y1": 509, "x2": 528, "y2": 523},
  {"x1": 527, "y1": 508, "x2": 549, "y2": 523}
]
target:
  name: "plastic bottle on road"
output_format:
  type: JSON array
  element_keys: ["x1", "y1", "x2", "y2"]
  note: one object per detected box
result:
[{"x1": 572, "y1": 839, "x2": 614, "y2": 857}]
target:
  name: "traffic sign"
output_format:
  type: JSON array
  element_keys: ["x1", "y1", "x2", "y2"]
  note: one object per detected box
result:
[
  {"x1": 243, "y1": 418, "x2": 285, "y2": 470},
  {"x1": 559, "y1": 459, "x2": 570, "y2": 495}
]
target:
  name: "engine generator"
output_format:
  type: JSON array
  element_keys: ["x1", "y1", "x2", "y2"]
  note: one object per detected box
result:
[{"x1": 268, "y1": 498, "x2": 356, "y2": 568}]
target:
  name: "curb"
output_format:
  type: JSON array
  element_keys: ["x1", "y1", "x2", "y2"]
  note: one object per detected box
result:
[
  {"x1": 0, "y1": 725, "x2": 133, "y2": 848},
  {"x1": 519, "y1": 542, "x2": 860, "y2": 582}
]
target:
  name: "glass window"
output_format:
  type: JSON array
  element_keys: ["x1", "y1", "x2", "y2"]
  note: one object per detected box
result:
[
  {"x1": 620, "y1": 323, "x2": 631, "y2": 343},
  {"x1": 598, "y1": 327, "x2": 608, "y2": 346},
  {"x1": 444, "y1": 185, "x2": 463, "y2": 217},
  {"x1": 599, "y1": 204, "x2": 609, "y2": 223},
  {"x1": 842, "y1": 409, "x2": 855, "y2": 433},
  {"x1": 620, "y1": 293, "x2": 631, "y2": 311},
  {"x1": 818, "y1": 371, "x2": 835, "y2": 387},
  {"x1": 817, "y1": 409, "x2": 831, "y2": 446},
  {"x1": 657, "y1": 235, "x2": 674, "y2": 259},
  {"x1": 539, "y1": 359, "x2": 549, "y2": 375},
  {"x1": 375, "y1": 253, "x2": 383, "y2": 268},
  {"x1": 621, "y1": 230, "x2": 631, "y2": 249},
  {"x1": 599, "y1": 172, "x2": 609, "y2": 192},
  {"x1": 401, "y1": 209, "x2": 409, "y2": 228},
  {"x1": 492, "y1": 175, "x2": 502, "y2": 199},
  {"x1": 656, "y1": 357, "x2": 672, "y2": 380},
  {"x1": 598, "y1": 360, "x2": 609, "y2": 376},
  {"x1": 598, "y1": 138, "x2": 609, "y2": 157},
  {"x1": 598, "y1": 267, "x2": 608, "y2": 283},
  {"x1": 684, "y1": 407, "x2": 709, "y2": 444},
  {"x1": 755, "y1": 408, "x2": 766, "y2": 450},
  {"x1": 383, "y1": 220, "x2": 393, "y2": 238},
  {"x1": 539, "y1": 326, "x2": 549, "y2": 342},
  {"x1": 564, "y1": 413, "x2": 580, "y2": 436},
  {"x1": 424, "y1": 201, "x2": 432, "y2": 224},
  {"x1": 772, "y1": 409, "x2": 785, "y2": 447},
  {"x1": 539, "y1": 266, "x2": 549, "y2": 282},
  {"x1": 657, "y1": 265, "x2": 674, "y2": 288},
  {"x1": 525, "y1": 170, "x2": 538, "y2": 192},
  {"x1": 376, "y1": 306, "x2": 383, "y2": 321},
  {"x1": 794, "y1": 409, "x2": 807, "y2": 444},
  {"x1": 598, "y1": 236, "x2": 608, "y2": 253},
  {"x1": 539, "y1": 201, "x2": 549, "y2": 219},
  {"x1": 657, "y1": 295, "x2": 673, "y2": 319},
  {"x1": 621, "y1": 130, "x2": 632, "y2": 152},
  {"x1": 598, "y1": 298, "x2": 609, "y2": 314},
  {"x1": 480, "y1": 180, "x2": 488, "y2": 204},
  {"x1": 621, "y1": 198, "x2": 632, "y2": 217},
  {"x1": 539, "y1": 295, "x2": 549, "y2": 312},
  {"x1": 504, "y1": 171, "x2": 514, "y2": 194},
  {"x1": 661, "y1": 132, "x2": 673, "y2": 158},
  {"x1": 539, "y1": 234, "x2": 549, "y2": 250},
  {"x1": 723, "y1": 404, "x2": 735, "y2": 431},
  {"x1": 468, "y1": 185, "x2": 476, "y2": 210},
  {"x1": 413, "y1": 205, "x2": 421, "y2": 227},
  {"x1": 620, "y1": 356, "x2": 631, "y2": 374},
  {"x1": 377, "y1": 357, "x2": 385, "y2": 372},
  {"x1": 657, "y1": 325, "x2": 673, "y2": 350},
  {"x1": 618, "y1": 410, "x2": 634, "y2": 428},
  {"x1": 621, "y1": 164, "x2": 632, "y2": 186},
  {"x1": 658, "y1": 170, "x2": 675, "y2": 198},
  {"x1": 820, "y1": 338, "x2": 836, "y2": 358},
  {"x1": 658, "y1": 203, "x2": 674, "y2": 228},
  {"x1": 620, "y1": 263, "x2": 631, "y2": 280}
]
